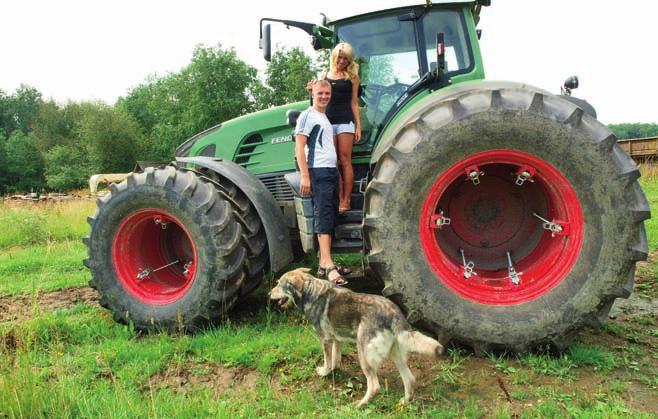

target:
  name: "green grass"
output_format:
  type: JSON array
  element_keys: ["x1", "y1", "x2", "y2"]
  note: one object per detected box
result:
[
  {"x1": 0, "y1": 200, "x2": 93, "y2": 297},
  {"x1": 0, "y1": 200, "x2": 95, "y2": 250},
  {"x1": 0, "y1": 179, "x2": 656, "y2": 418},
  {"x1": 2, "y1": 302, "x2": 499, "y2": 418},
  {"x1": 0, "y1": 240, "x2": 89, "y2": 296},
  {"x1": 565, "y1": 343, "x2": 616, "y2": 371},
  {"x1": 639, "y1": 170, "x2": 658, "y2": 251}
]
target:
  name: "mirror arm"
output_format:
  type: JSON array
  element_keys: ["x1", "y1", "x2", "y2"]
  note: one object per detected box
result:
[{"x1": 260, "y1": 18, "x2": 315, "y2": 37}]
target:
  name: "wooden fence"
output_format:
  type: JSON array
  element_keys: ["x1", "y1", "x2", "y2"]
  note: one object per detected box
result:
[{"x1": 617, "y1": 137, "x2": 658, "y2": 162}]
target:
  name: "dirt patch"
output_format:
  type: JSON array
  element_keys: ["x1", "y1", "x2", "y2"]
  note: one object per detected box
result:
[
  {"x1": 0, "y1": 287, "x2": 99, "y2": 323},
  {"x1": 148, "y1": 363, "x2": 263, "y2": 395},
  {"x1": 633, "y1": 249, "x2": 658, "y2": 299}
]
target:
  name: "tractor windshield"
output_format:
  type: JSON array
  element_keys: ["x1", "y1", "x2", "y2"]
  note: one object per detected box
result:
[{"x1": 336, "y1": 7, "x2": 473, "y2": 127}]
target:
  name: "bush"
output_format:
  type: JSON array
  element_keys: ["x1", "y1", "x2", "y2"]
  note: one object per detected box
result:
[
  {"x1": 4, "y1": 130, "x2": 44, "y2": 193},
  {"x1": 44, "y1": 145, "x2": 91, "y2": 191}
]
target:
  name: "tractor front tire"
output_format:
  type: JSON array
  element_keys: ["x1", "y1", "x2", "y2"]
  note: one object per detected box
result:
[
  {"x1": 364, "y1": 86, "x2": 649, "y2": 352},
  {"x1": 84, "y1": 166, "x2": 248, "y2": 332}
]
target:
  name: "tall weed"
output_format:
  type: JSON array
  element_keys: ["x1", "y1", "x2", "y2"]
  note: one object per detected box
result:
[{"x1": 0, "y1": 200, "x2": 95, "y2": 249}]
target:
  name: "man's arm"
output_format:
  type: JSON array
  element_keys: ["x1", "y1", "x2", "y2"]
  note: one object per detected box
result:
[{"x1": 295, "y1": 134, "x2": 311, "y2": 196}]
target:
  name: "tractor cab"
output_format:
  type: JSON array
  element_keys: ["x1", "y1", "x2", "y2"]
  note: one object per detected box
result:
[{"x1": 260, "y1": 1, "x2": 486, "y2": 146}]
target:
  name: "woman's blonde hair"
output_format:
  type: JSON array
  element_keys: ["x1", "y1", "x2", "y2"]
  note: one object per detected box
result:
[{"x1": 330, "y1": 42, "x2": 359, "y2": 81}]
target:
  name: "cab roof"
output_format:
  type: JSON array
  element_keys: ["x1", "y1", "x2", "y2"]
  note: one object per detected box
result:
[{"x1": 327, "y1": 1, "x2": 479, "y2": 24}]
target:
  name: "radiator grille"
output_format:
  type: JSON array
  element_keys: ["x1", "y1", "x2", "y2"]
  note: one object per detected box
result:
[
  {"x1": 235, "y1": 134, "x2": 265, "y2": 167},
  {"x1": 259, "y1": 172, "x2": 294, "y2": 202}
]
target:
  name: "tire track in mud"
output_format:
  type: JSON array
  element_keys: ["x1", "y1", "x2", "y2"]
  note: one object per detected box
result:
[{"x1": 0, "y1": 287, "x2": 98, "y2": 323}]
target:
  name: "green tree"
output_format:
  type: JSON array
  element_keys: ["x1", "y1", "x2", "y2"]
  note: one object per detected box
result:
[
  {"x1": 0, "y1": 90, "x2": 10, "y2": 139},
  {"x1": 44, "y1": 144, "x2": 91, "y2": 190},
  {"x1": 0, "y1": 133, "x2": 7, "y2": 193},
  {"x1": 79, "y1": 104, "x2": 142, "y2": 174},
  {"x1": 255, "y1": 47, "x2": 317, "y2": 109},
  {"x1": 116, "y1": 77, "x2": 162, "y2": 135},
  {"x1": 5, "y1": 130, "x2": 44, "y2": 192},
  {"x1": 1, "y1": 85, "x2": 43, "y2": 137},
  {"x1": 31, "y1": 100, "x2": 76, "y2": 153},
  {"x1": 608, "y1": 123, "x2": 658, "y2": 140},
  {"x1": 181, "y1": 45, "x2": 260, "y2": 132},
  {"x1": 119, "y1": 44, "x2": 260, "y2": 160}
]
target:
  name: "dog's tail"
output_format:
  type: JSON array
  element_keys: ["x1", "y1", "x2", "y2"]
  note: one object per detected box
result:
[{"x1": 398, "y1": 331, "x2": 444, "y2": 358}]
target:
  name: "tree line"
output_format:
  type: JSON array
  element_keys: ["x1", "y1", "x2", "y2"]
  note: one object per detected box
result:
[
  {"x1": 0, "y1": 43, "x2": 656, "y2": 194},
  {"x1": 0, "y1": 45, "x2": 321, "y2": 193}
]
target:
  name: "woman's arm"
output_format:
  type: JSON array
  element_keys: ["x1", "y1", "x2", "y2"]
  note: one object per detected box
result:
[{"x1": 351, "y1": 75, "x2": 361, "y2": 142}]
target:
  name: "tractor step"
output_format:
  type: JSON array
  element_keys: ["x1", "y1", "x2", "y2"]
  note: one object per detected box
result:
[
  {"x1": 332, "y1": 185, "x2": 365, "y2": 252},
  {"x1": 335, "y1": 223, "x2": 362, "y2": 240},
  {"x1": 331, "y1": 238, "x2": 363, "y2": 253},
  {"x1": 337, "y1": 209, "x2": 362, "y2": 223},
  {"x1": 349, "y1": 193, "x2": 364, "y2": 209},
  {"x1": 333, "y1": 209, "x2": 363, "y2": 251}
]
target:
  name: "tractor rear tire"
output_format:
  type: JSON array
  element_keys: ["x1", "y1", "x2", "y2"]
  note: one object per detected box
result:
[
  {"x1": 364, "y1": 86, "x2": 649, "y2": 353},
  {"x1": 84, "y1": 166, "x2": 249, "y2": 332}
]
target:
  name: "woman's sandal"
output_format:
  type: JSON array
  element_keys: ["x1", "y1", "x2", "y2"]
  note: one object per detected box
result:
[{"x1": 317, "y1": 266, "x2": 348, "y2": 286}]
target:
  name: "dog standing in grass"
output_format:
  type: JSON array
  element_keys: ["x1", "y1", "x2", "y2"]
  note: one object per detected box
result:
[{"x1": 269, "y1": 268, "x2": 444, "y2": 407}]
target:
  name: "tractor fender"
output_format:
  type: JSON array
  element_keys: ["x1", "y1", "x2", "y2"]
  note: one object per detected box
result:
[
  {"x1": 176, "y1": 156, "x2": 293, "y2": 273},
  {"x1": 370, "y1": 81, "x2": 553, "y2": 164}
]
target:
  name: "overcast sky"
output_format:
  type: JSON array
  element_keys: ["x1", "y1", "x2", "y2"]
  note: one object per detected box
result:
[{"x1": 2, "y1": 0, "x2": 656, "y2": 124}]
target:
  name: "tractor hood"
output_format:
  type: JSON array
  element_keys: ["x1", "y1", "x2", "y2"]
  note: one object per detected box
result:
[{"x1": 176, "y1": 101, "x2": 307, "y2": 175}]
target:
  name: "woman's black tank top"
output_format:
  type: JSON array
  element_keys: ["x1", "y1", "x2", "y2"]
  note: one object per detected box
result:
[{"x1": 325, "y1": 76, "x2": 354, "y2": 125}]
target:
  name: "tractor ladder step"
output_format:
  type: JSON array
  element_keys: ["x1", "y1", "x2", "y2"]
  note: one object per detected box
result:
[{"x1": 332, "y1": 187, "x2": 364, "y2": 253}]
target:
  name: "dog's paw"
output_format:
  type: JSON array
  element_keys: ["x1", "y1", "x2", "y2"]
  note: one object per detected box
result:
[{"x1": 316, "y1": 366, "x2": 332, "y2": 377}]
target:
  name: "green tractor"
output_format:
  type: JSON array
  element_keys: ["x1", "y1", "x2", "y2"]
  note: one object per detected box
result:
[{"x1": 85, "y1": 0, "x2": 649, "y2": 352}]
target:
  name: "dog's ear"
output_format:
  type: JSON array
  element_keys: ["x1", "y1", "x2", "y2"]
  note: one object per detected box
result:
[
  {"x1": 293, "y1": 267, "x2": 311, "y2": 274},
  {"x1": 299, "y1": 269, "x2": 317, "y2": 281},
  {"x1": 286, "y1": 270, "x2": 306, "y2": 288}
]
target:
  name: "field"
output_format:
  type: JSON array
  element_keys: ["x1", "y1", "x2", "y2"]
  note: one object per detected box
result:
[{"x1": 1, "y1": 174, "x2": 657, "y2": 418}]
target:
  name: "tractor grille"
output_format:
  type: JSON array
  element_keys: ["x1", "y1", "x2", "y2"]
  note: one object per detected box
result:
[
  {"x1": 235, "y1": 134, "x2": 265, "y2": 167},
  {"x1": 259, "y1": 173, "x2": 294, "y2": 203}
]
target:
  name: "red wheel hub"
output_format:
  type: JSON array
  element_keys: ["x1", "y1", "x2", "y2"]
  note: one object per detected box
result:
[
  {"x1": 420, "y1": 150, "x2": 583, "y2": 305},
  {"x1": 112, "y1": 208, "x2": 197, "y2": 305}
]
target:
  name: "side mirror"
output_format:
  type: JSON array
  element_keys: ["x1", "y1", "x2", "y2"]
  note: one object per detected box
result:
[
  {"x1": 562, "y1": 75, "x2": 579, "y2": 96},
  {"x1": 260, "y1": 24, "x2": 272, "y2": 61}
]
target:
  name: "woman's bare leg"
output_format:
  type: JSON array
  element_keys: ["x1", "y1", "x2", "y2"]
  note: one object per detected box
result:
[{"x1": 337, "y1": 132, "x2": 354, "y2": 212}]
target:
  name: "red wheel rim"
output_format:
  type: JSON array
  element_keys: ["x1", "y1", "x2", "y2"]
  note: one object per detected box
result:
[
  {"x1": 112, "y1": 208, "x2": 198, "y2": 305},
  {"x1": 419, "y1": 150, "x2": 583, "y2": 305}
]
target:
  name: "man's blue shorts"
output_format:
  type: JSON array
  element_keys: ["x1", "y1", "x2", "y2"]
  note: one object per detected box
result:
[{"x1": 309, "y1": 167, "x2": 338, "y2": 234}]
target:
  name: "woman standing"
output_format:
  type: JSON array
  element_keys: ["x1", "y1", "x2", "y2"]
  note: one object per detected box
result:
[{"x1": 320, "y1": 42, "x2": 361, "y2": 214}]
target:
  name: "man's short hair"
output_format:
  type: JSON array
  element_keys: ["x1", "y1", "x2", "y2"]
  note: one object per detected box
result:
[{"x1": 313, "y1": 79, "x2": 331, "y2": 91}]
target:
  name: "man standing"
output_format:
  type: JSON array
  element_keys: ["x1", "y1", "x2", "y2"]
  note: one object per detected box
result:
[{"x1": 295, "y1": 80, "x2": 346, "y2": 285}]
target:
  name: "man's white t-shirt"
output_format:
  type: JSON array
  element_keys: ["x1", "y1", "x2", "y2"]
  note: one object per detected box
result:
[{"x1": 294, "y1": 107, "x2": 336, "y2": 168}]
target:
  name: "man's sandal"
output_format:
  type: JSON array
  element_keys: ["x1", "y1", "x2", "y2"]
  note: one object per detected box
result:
[
  {"x1": 318, "y1": 265, "x2": 351, "y2": 277},
  {"x1": 317, "y1": 266, "x2": 348, "y2": 286}
]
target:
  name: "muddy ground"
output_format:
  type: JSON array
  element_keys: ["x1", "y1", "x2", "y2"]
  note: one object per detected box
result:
[
  {"x1": 1, "y1": 260, "x2": 656, "y2": 414},
  {"x1": 0, "y1": 286, "x2": 98, "y2": 323}
]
